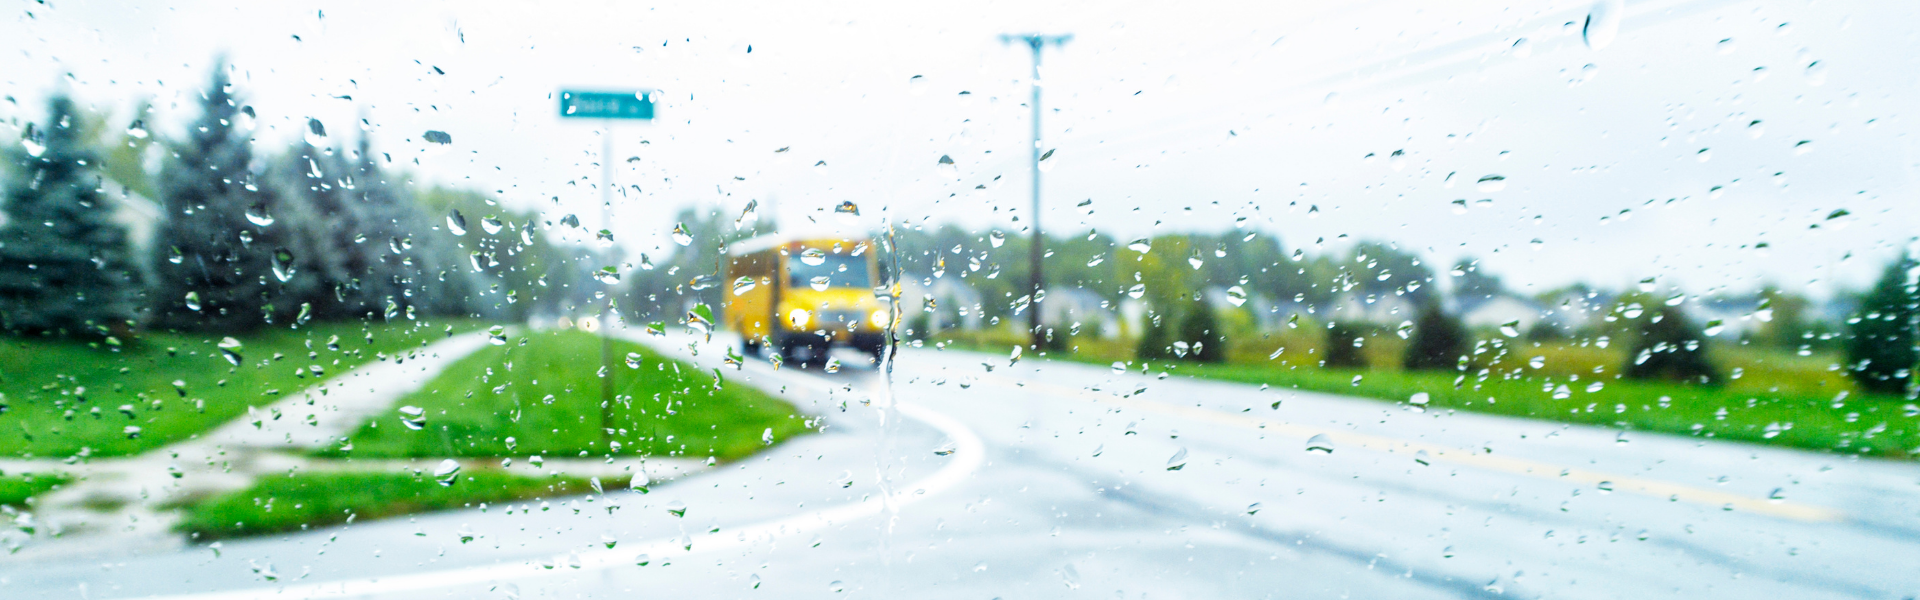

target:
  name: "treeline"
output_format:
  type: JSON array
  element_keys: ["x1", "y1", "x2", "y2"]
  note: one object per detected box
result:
[{"x1": 0, "y1": 61, "x2": 599, "y2": 340}]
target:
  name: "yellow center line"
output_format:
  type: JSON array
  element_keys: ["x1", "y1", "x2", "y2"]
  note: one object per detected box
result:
[{"x1": 975, "y1": 375, "x2": 1845, "y2": 523}]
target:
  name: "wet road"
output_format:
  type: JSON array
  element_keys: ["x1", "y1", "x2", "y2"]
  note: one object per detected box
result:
[{"x1": 5, "y1": 334, "x2": 1919, "y2": 599}]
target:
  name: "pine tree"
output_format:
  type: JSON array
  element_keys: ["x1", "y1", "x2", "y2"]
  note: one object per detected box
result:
[
  {"x1": 1846, "y1": 257, "x2": 1919, "y2": 395},
  {"x1": 1177, "y1": 295, "x2": 1226, "y2": 363},
  {"x1": 150, "y1": 61, "x2": 303, "y2": 332},
  {"x1": 1323, "y1": 322, "x2": 1367, "y2": 368},
  {"x1": 0, "y1": 95, "x2": 143, "y2": 337},
  {"x1": 1403, "y1": 300, "x2": 1470, "y2": 371},
  {"x1": 1623, "y1": 304, "x2": 1722, "y2": 384}
]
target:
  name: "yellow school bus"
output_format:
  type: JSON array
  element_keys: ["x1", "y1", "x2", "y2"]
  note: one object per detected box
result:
[{"x1": 724, "y1": 232, "x2": 889, "y2": 366}]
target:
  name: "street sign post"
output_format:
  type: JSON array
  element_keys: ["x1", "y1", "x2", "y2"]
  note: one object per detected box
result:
[
  {"x1": 560, "y1": 88, "x2": 653, "y2": 441},
  {"x1": 560, "y1": 90, "x2": 655, "y2": 120}
]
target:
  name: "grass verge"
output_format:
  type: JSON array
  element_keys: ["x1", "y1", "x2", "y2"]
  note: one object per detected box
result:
[
  {"x1": 0, "y1": 472, "x2": 69, "y2": 509},
  {"x1": 330, "y1": 329, "x2": 810, "y2": 461},
  {"x1": 935, "y1": 329, "x2": 1920, "y2": 459},
  {"x1": 174, "y1": 470, "x2": 606, "y2": 540},
  {"x1": 0, "y1": 319, "x2": 484, "y2": 459}
]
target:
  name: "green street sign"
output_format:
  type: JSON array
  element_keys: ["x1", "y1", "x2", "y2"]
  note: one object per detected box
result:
[{"x1": 559, "y1": 90, "x2": 654, "y2": 120}]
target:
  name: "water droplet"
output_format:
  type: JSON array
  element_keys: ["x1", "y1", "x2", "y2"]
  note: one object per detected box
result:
[
  {"x1": 559, "y1": 214, "x2": 580, "y2": 228},
  {"x1": 1225, "y1": 286, "x2": 1248, "y2": 307},
  {"x1": 732, "y1": 276, "x2": 758, "y2": 296},
  {"x1": 1414, "y1": 449, "x2": 1430, "y2": 466},
  {"x1": 1696, "y1": 147, "x2": 1712, "y2": 162},
  {"x1": 989, "y1": 230, "x2": 1006, "y2": 248},
  {"x1": 1529, "y1": 356, "x2": 1546, "y2": 369},
  {"x1": 304, "y1": 118, "x2": 328, "y2": 146},
  {"x1": 1166, "y1": 447, "x2": 1188, "y2": 471},
  {"x1": 1387, "y1": 149, "x2": 1407, "y2": 171},
  {"x1": 1597, "y1": 480, "x2": 1614, "y2": 493},
  {"x1": 481, "y1": 216, "x2": 504, "y2": 235},
  {"x1": 1804, "y1": 60, "x2": 1827, "y2": 86},
  {"x1": 1127, "y1": 239, "x2": 1152, "y2": 253},
  {"x1": 800, "y1": 248, "x2": 827, "y2": 266},
  {"x1": 808, "y1": 275, "x2": 831, "y2": 292},
  {"x1": 1305, "y1": 434, "x2": 1335, "y2": 454},
  {"x1": 398, "y1": 405, "x2": 426, "y2": 430},
  {"x1": 1793, "y1": 140, "x2": 1813, "y2": 155},
  {"x1": 1747, "y1": 120, "x2": 1765, "y2": 139},
  {"x1": 630, "y1": 471, "x2": 651, "y2": 494},
  {"x1": 487, "y1": 325, "x2": 508, "y2": 345},
  {"x1": 1703, "y1": 319, "x2": 1725, "y2": 336},
  {"x1": 1716, "y1": 37, "x2": 1736, "y2": 55},
  {"x1": 1409, "y1": 392, "x2": 1430, "y2": 407},
  {"x1": 1187, "y1": 256, "x2": 1204, "y2": 269},
  {"x1": 1511, "y1": 37, "x2": 1532, "y2": 58},
  {"x1": 1582, "y1": 0, "x2": 1623, "y2": 50},
  {"x1": 446, "y1": 210, "x2": 468, "y2": 236},
  {"x1": 245, "y1": 203, "x2": 274, "y2": 226},
  {"x1": 824, "y1": 357, "x2": 842, "y2": 373},
  {"x1": 763, "y1": 428, "x2": 776, "y2": 445},
  {"x1": 937, "y1": 154, "x2": 957, "y2": 178},
  {"x1": 1768, "y1": 488, "x2": 1785, "y2": 503},
  {"x1": 1126, "y1": 284, "x2": 1145, "y2": 299},
  {"x1": 184, "y1": 291, "x2": 202, "y2": 312},
  {"x1": 834, "y1": 201, "x2": 860, "y2": 217},
  {"x1": 813, "y1": 160, "x2": 829, "y2": 175},
  {"x1": 670, "y1": 222, "x2": 693, "y2": 246},
  {"x1": 595, "y1": 266, "x2": 621, "y2": 284},
  {"x1": 1476, "y1": 175, "x2": 1507, "y2": 193},
  {"x1": 625, "y1": 352, "x2": 642, "y2": 369},
  {"x1": 665, "y1": 500, "x2": 687, "y2": 518},
  {"x1": 125, "y1": 120, "x2": 149, "y2": 139},
  {"x1": 271, "y1": 248, "x2": 297, "y2": 282},
  {"x1": 1111, "y1": 362, "x2": 1127, "y2": 374},
  {"x1": 423, "y1": 130, "x2": 452, "y2": 145},
  {"x1": 217, "y1": 337, "x2": 244, "y2": 365},
  {"x1": 907, "y1": 74, "x2": 927, "y2": 94},
  {"x1": 1499, "y1": 320, "x2": 1521, "y2": 337},
  {"x1": 433, "y1": 459, "x2": 461, "y2": 486}
]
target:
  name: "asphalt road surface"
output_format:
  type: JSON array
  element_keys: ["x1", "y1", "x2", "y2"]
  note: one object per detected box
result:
[{"x1": 4, "y1": 333, "x2": 1919, "y2": 599}]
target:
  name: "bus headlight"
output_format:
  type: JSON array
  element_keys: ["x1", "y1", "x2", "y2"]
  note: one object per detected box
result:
[
  {"x1": 869, "y1": 309, "x2": 891, "y2": 328},
  {"x1": 787, "y1": 308, "x2": 810, "y2": 329}
]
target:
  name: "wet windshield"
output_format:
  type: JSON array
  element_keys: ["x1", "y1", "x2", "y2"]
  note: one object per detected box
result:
[{"x1": 2, "y1": 2, "x2": 1918, "y2": 599}]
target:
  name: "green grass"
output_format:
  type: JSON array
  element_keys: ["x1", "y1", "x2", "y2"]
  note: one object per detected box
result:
[
  {"x1": 940, "y1": 330, "x2": 1920, "y2": 459},
  {"x1": 174, "y1": 470, "x2": 607, "y2": 540},
  {"x1": 0, "y1": 320, "x2": 483, "y2": 459},
  {"x1": 331, "y1": 329, "x2": 809, "y2": 461},
  {"x1": 0, "y1": 472, "x2": 69, "y2": 509}
]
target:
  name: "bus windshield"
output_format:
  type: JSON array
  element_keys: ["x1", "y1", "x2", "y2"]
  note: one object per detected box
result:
[{"x1": 787, "y1": 254, "x2": 870, "y2": 289}]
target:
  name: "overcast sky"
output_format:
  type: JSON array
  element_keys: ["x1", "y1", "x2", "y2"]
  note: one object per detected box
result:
[{"x1": 4, "y1": 0, "x2": 1917, "y2": 300}]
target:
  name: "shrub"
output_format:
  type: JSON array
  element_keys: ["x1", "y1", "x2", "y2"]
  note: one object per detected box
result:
[
  {"x1": 1402, "y1": 301, "x2": 1470, "y2": 371},
  {"x1": 1178, "y1": 297, "x2": 1226, "y2": 363},
  {"x1": 1323, "y1": 322, "x2": 1367, "y2": 368},
  {"x1": 1623, "y1": 305, "x2": 1721, "y2": 384}
]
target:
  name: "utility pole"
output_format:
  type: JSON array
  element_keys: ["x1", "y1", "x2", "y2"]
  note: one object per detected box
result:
[
  {"x1": 1000, "y1": 33, "x2": 1071, "y2": 350},
  {"x1": 599, "y1": 127, "x2": 614, "y2": 442}
]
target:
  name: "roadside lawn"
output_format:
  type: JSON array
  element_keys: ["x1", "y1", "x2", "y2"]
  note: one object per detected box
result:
[
  {"x1": 0, "y1": 320, "x2": 483, "y2": 459},
  {"x1": 174, "y1": 470, "x2": 607, "y2": 540},
  {"x1": 331, "y1": 329, "x2": 811, "y2": 461},
  {"x1": 0, "y1": 472, "x2": 69, "y2": 509},
  {"x1": 935, "y1": 329, "x2": 1920, "y2": 459}
]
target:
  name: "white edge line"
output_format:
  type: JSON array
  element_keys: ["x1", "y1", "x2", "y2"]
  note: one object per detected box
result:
[{"x1": 139, "y1": 363, "x2": 983, "y2": 600}]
